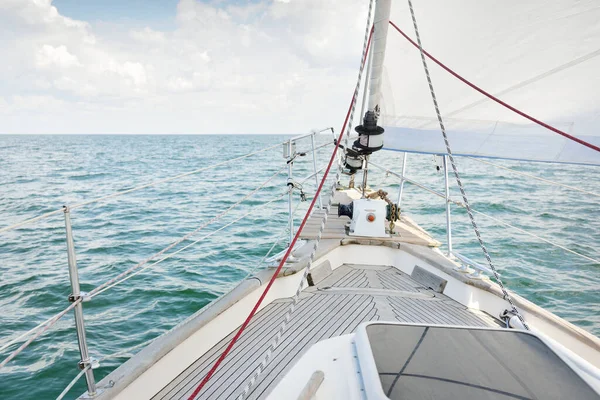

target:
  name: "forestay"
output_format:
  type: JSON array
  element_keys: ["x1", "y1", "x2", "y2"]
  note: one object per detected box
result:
[{"x1": 379, "y1": 0, "x2": 600, "y2": 165}]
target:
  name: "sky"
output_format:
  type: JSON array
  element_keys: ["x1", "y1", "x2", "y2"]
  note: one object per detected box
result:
[{"x1": 0, "y1": 0, "x2": 369, "y2": 134}]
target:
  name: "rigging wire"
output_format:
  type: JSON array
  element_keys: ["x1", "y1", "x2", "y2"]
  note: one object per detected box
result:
[
  {"x1": 388, "y1": 21, "x2": 600, "y2": 155},
  {"x1": 55, "y1": 366, "x2": 90, "y2": 400},
  {"x1": 404, "y1": 0, "x2": 529, "y2": 329},
  {"x1": 89, "y1": 192, "x2": 287, "y2": 299},
  {"x1": 0, "y1": 142, "x2": 284, "y2": 234},
  {"x1": 369, "y1": 161, "x2": 600, "y2": 266},
  {"x1": 0, "y1": 300, "x2": 80, "y2": 369},
  {"x1": 465, "y1": 157, "x2": 600, "y2": 198},
  {"x1": 54, "y1": 202, "x2": 303, "y2": 400},
  {"x1": 0, "y1": 313, "x2": 58, "y2": 354},
  {"x1": 471, "y1": 209, "x2": 600, "y2": 265},
  {"x1": 0, "y1": 166, "x2": 285, "y2": 369},
  {"x1": 85, "y1": 166, "x2": 286, "y2": 300},
  {"x1": 185, "y1": 19, "x2": 376, "y2": 400}
]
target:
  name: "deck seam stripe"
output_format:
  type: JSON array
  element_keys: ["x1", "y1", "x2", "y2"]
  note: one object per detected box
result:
[
  {"x1": 155, "y1": 302, "x2": 288, "y2": 399},
  {"x1": 180, "y1": 295, "x2": 327, "y2": 398},
  {"x1": 233, "y1": 294, "x2": 353, "y2": 399},
  {"x1": 252, "y1": 295, "x2": 372, "y2": 399},
  {"x1": 156, "y1": 302, "x2": 290, "y2": 399},
  {"x1": 206, "y1": 295, "x2": 342, "y2": 398}
]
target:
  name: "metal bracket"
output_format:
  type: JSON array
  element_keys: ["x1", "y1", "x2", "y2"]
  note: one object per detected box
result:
[
  {"x1": 68, "y1": 291, "x2": 91, "y2": 303},
  {"x1": 287, "y1": 180, "x2": 306, "y2": 201},
  {"x1": 78, "y1": 357, "x2": 100, "y2": 370},
  {"x1": 80, "y1": 386, "x2": 104, "y2": 399}
]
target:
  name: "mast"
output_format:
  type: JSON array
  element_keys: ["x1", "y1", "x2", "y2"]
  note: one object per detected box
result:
[
  {"x1": 366, "y1": 0, "x2": 392, "y2": 116},
  {"x1": 345, "y1": 0, "x2": 392, "y2": 162},
  {"x1": 352, "y1": 0, "x2": 391, "y2": 195}
]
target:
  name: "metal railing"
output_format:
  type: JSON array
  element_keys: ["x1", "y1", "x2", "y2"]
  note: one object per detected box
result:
[
  {"x1": 0, "y1": 133, "x2": 332, "y2": 398},
  {"x1": 369, "y1": 155, "x2": 600, "y2": 274},
  {"x1": 64, "y1": 206, "x2": 98, "y2": 395},
  {"x1": 283, "y1": 128, "x2": 333, "y2": 245}
]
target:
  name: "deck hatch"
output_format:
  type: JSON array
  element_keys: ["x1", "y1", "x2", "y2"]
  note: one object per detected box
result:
[{"x1": 364, "y1": 323, "x2": 599, "y2": 400}]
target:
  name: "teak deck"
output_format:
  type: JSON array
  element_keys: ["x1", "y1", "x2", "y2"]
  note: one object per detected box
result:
[
  {"x1": 153, "y1": 264, "x2": 500, "y2": 399},
  {"x1": 300, "y1": 206, "x2": 441, "y2": 247}
]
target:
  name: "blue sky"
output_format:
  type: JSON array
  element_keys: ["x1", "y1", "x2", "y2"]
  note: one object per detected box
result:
[{"x1": 53, "y1": 0, "x2": 179, "y2": 21}]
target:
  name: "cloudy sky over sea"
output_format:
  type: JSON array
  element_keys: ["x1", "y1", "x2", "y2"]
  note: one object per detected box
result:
[{"x1": 0, "y1": 0, "x2": 368, "y2": 134}]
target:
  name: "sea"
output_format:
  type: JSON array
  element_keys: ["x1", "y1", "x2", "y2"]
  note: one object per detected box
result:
[{"x1": 1, "y1": 134, "x2": 599, "y2": 399}]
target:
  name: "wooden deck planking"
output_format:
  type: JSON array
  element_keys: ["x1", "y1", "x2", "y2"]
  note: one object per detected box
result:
[
  {"x1": 300, "y1": 206, "x2": 440, "y2": 246},
  {"x1": 154, "y1": 264, "x2": 500, "y2": 400},
  {"x1": 377, "y1": 267, "x2": 422, "y2": 292},
  {"x1": 247, "y1": 295, "x2": 375, "y2": 399},
  {"x1": 155, "y1": 303, "x2": 290, "y2": 399}
]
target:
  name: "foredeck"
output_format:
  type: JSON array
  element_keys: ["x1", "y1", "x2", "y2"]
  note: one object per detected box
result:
[
  {"x1": 300, "y1": 205, "x2": 441, "y2": 247},
  {"x1": 153, "y1": 263, "x2": 501, "y2": 399}
]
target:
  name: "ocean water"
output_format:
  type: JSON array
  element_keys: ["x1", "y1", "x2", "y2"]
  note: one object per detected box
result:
[{"x1": 0, "y1": 134, "x2": 599, "y2": 399}]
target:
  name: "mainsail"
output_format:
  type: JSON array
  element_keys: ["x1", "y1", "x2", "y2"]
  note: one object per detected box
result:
[{"x1": 379, "y1": 0, "x2": 600, "y2": 165}]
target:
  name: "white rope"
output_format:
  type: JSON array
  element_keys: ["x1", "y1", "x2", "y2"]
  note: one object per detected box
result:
[
  {"x1": 466, "y1": 157, "x2": 600, "y2": 198},
  {"x1": 94, "y1": 221, "x2": 293, "y2": 361},
  {"x1": 0, "y1": 167, "x2": 285, "y2": 370},
  {"x1": 298, "y1": 165, "x2": 327, "y2": 186},
  {"x1": 0, "y1": 209, "x2": 65, "y2": 235},
  {"x1": 70, "y1": 143, "x2": 283, "y2": 212},
  {"x1": 370, "y1": 161, "x2": 600, "y2": 266},
  {"x1": 236, "y1": 2, "x2": 375, "y2": 398},
  {"x1": 86, "y1": 166, "x2": 286, "y2": 300},
  {"x1": 108, "y1": 205, "x2": 298, "y2": 351},
  {"x1": 0, "y1": 142, "x2": 283, "y2": 234},
  {"x1": 0, "y1": 300, "x2": 80, "y2": 369},
  {"x1": 89, "y1": 192, "x2": 287, "y2": 299},
  {"x1": 54, "y1": 206, "x2": 299, "y2": 400},
  {"x1": 407, "y1": 0, "x2": 529, "y2": 329},
  {"x1": 299, "y1": 140, "x2": 334, "y2": 156},
  {"x1": 472, "y1": 209, "x2": 600, "y2": 265},
  {"x1": 55, "y1": 365, "x2": 90, "y2": 400},
  {"x1": 0, "y1": 313, "x2": 58, "y2": 354}
]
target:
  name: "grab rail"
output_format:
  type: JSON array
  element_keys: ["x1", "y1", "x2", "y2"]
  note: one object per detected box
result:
[{"x1": 283, "y1": 128, "x2": 333, "y2": 244}]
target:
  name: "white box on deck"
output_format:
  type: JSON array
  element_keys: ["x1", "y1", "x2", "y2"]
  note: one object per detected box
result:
[{"x1": 349, "y1": 199, "x2": 388, "y2": 238}]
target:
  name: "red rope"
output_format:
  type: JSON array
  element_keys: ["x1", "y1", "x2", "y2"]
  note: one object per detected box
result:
[
  {"x1": 389, "y1": 20, "x2": 600, "y2": 154},
  {"x1": 186, "y1": 28, "x2": 374, "y2": 400}
]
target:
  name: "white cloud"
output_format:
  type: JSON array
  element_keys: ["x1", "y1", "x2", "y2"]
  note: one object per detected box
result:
[
  {"x1": 35, "y1": 44, "x2": 81, "y2": 68},
  {"x1": 0, "y1": 0, "x2": 369, "y2": 134},
  {"x1": 130, "y1": 27, "x2": 167, "y2": 44}
]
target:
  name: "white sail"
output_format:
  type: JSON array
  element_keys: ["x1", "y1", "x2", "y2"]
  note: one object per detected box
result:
[{"x1": 380, "y1": 0, "x2": 600, "y2": 165}]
